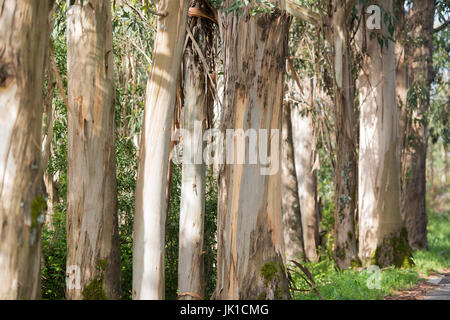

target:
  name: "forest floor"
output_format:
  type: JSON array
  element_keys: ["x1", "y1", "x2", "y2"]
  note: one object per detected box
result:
[
  {"x1": 386, "y1": 189, "x2": 449, "y2": 300},
  {"x1": 384, "y1": 268, "x2": 450, "y2": 300},
  {"x1": 290, "y1": 190, "x2": 449, "y2": 300}
]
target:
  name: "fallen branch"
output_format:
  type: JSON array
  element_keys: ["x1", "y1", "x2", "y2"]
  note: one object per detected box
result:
[{"x1": 290, "y1": 260, "x2": 325, "y2": 300}]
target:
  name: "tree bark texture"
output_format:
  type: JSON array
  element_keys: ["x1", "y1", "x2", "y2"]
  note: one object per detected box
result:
[
  {"x1": 330, "y1": 0, "x2": 359, "y2": 268},
  {"x1": 357, "y1": 0, "x2": 412, "y2": 267},
  {"x1": 66, "y1": 0, "x2": 121, "y2": 299},
  {"x1": 400, "y1": 0, "x2": 435, "y2": 250},
  {"x1": 178, "y1": 9, "x2": 213, "y2": 299},
  {"x1": 215, "y1": 2, "x2": 290, "y2": 300},
  {"x1": 0, "y1": 0, "x2": 52, "y2": 299}
]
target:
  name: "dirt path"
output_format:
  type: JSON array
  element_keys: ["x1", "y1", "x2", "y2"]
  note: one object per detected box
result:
[
  {"x1": 384, "y1": 269, "x2": 450, "y2": 300},
  {"x1": 423, "y1": 272, "x2": 450, "y2": 300}
]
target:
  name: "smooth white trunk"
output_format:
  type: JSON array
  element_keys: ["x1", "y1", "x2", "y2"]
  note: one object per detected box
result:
[
  {"x1": 290, "y1": 94, "x2": 319, "y2": 263},
  {"x1": 133, "y1": 0, "x2": 189, "y2": 300},
  {"x1": 281, "y1": 101, "x2": 305, "y2": 263}
]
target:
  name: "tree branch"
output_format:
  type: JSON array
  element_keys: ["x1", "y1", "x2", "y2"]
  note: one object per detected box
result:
[
  {"x1": 287, "y1": 56, "x2": 304, "y2": 95},
  {"x1": 434, "y1": 20, "x2": 449, "y2": 34},
  {"x1": 286, "y1": 0, "x2": 321, "y2": 27}
]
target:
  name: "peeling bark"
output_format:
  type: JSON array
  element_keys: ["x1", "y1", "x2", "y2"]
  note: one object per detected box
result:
[
  {"x1": 215, "y1": 3, "x2": 290, "y2": 300},
  {"x1": 66, "y1": 0, "x2": 121, "y2": 299},
  {"x1": 0, "y1": 0, "x2": 52, "y2": 299},
  {"x1": 330, "y1": 1, "x2": 359, "y2": 268},
  {"x1": 357, "y1": 0, "x2": 412, "y2": 267},
  {"x1": 178, "y1": 11, "x2": 212, "y2": 299}
]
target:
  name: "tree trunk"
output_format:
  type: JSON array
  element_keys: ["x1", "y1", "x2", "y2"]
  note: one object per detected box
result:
[
  {"x1": 44, "y1": 172, "x2": 56, "y2": 230},
  {"x1": 357, "y1": 0, "x2": 412, "y2": 267},
  {"x1": 442, "y1": 143, "x2": 448, "y2": 186},
  {"x1": 400, "y1": 0, "x2": 435, "y2": 250},
  {"x1": 214, "y1": 3, "x2": 290, "y2": 300},
  {"x1": 42, "y1": 46, "x2": 56, "y2": 230},
  {"x1": 178, "y1": 14, "x2": 210, "y2": 300},
  {"x1": 0, "y1": 0, "x2": 51, "y2": 299},
  {"x1": 290, "y1": 80, "x2": 319, "y2": 263},
  {"x1": 66, "y1": 0, "x2": 121, "y2": 299},
  {"x1": 395, "y1": 0, "x2": 407, "y2": 167},
  {"x1": 330, "y1": 1, "x2": 359, "y2": 268},
  {"x1": 133, "y1": 0, "x2": 189, "y2": 300},
  {"x1": 282, "y1": 100, "x2": 305, "y2": 263},
  {"x1": 429, "y1": 143, "x2": 434, "y2": 189}
]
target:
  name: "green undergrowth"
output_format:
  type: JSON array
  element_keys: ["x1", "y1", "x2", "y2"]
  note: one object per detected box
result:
[
  {"x1": 412, "y1": 210, "x2": 450, "y2": 276},
  {"x1": 291, "y1": 209, "x2": 449, "y2": 300},
  {"x1": 290, "y1": 258, "x2": 419, "y2": 300}
]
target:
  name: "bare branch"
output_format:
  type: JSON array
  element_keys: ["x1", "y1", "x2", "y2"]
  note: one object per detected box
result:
[
  {"x1": 287, "y1": 56, "x2": 304, "y2": 96},
  {"x1": 434, "y1": 20, "x2": 449, "y2": 33}
]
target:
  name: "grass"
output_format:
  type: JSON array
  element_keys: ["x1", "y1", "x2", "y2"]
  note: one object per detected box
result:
[
  {"x1": 290, "y1": 208, "x2": 449, "y2": 300},
  {"x1": 289, "y1": 258, "x2": 419, "y2": 300},
  {"x1": 412, "y1": 210, "x2": 450, "y2": 276}
]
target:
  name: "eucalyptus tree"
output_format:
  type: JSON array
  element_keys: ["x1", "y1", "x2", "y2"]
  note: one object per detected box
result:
[
  {"x1": 395, "y1": 0, "x2": 408, "y2": 185},
  {"x1": 288, "y1": 77, "x2": 319, "y2": 263},
  {"x1": 66, "y1": 0, "x2": 121, "y2": 299},
  {"x1": 326, "y1": 0, "x2": 359, "y2": 268},
  {"x1": 214, "y1": 0, "x2": 290, "y2": 300},
  {"x1": 133, "y1": 0, "x2": 189, "y2": 300},
  {"x1": 286, "y1": 16, "x2": 321, "y2": 263},
  {"x1": 399, "y1": 0, "x2": 435, "y2": 250},
  {"x1": 282, "y1": 97, "x2": 305, "y2": 263},
  {"x1": 287, "y1": 0, "x2": 359, "y2": 268},
  {"x1": 292, "y1": 105, "x2": 322, "y2": 263},
  {"x1": 178, "y1": 0, "x2": 216, "y2": 300},
  {"x1": 357, "y1": 0, "x2": 412, "y2": 267},
  {"x1": 0, "y1": 0, "x2": 52, "y2": 299}
]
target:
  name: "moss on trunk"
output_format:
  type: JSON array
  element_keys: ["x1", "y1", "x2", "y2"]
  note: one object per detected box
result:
[
  {"x1": 370, "y1": 228, "x2": 414, "y2": 268},
  {"x1": 258, "y1": 261, "x2": 289, "y2": 300}
]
